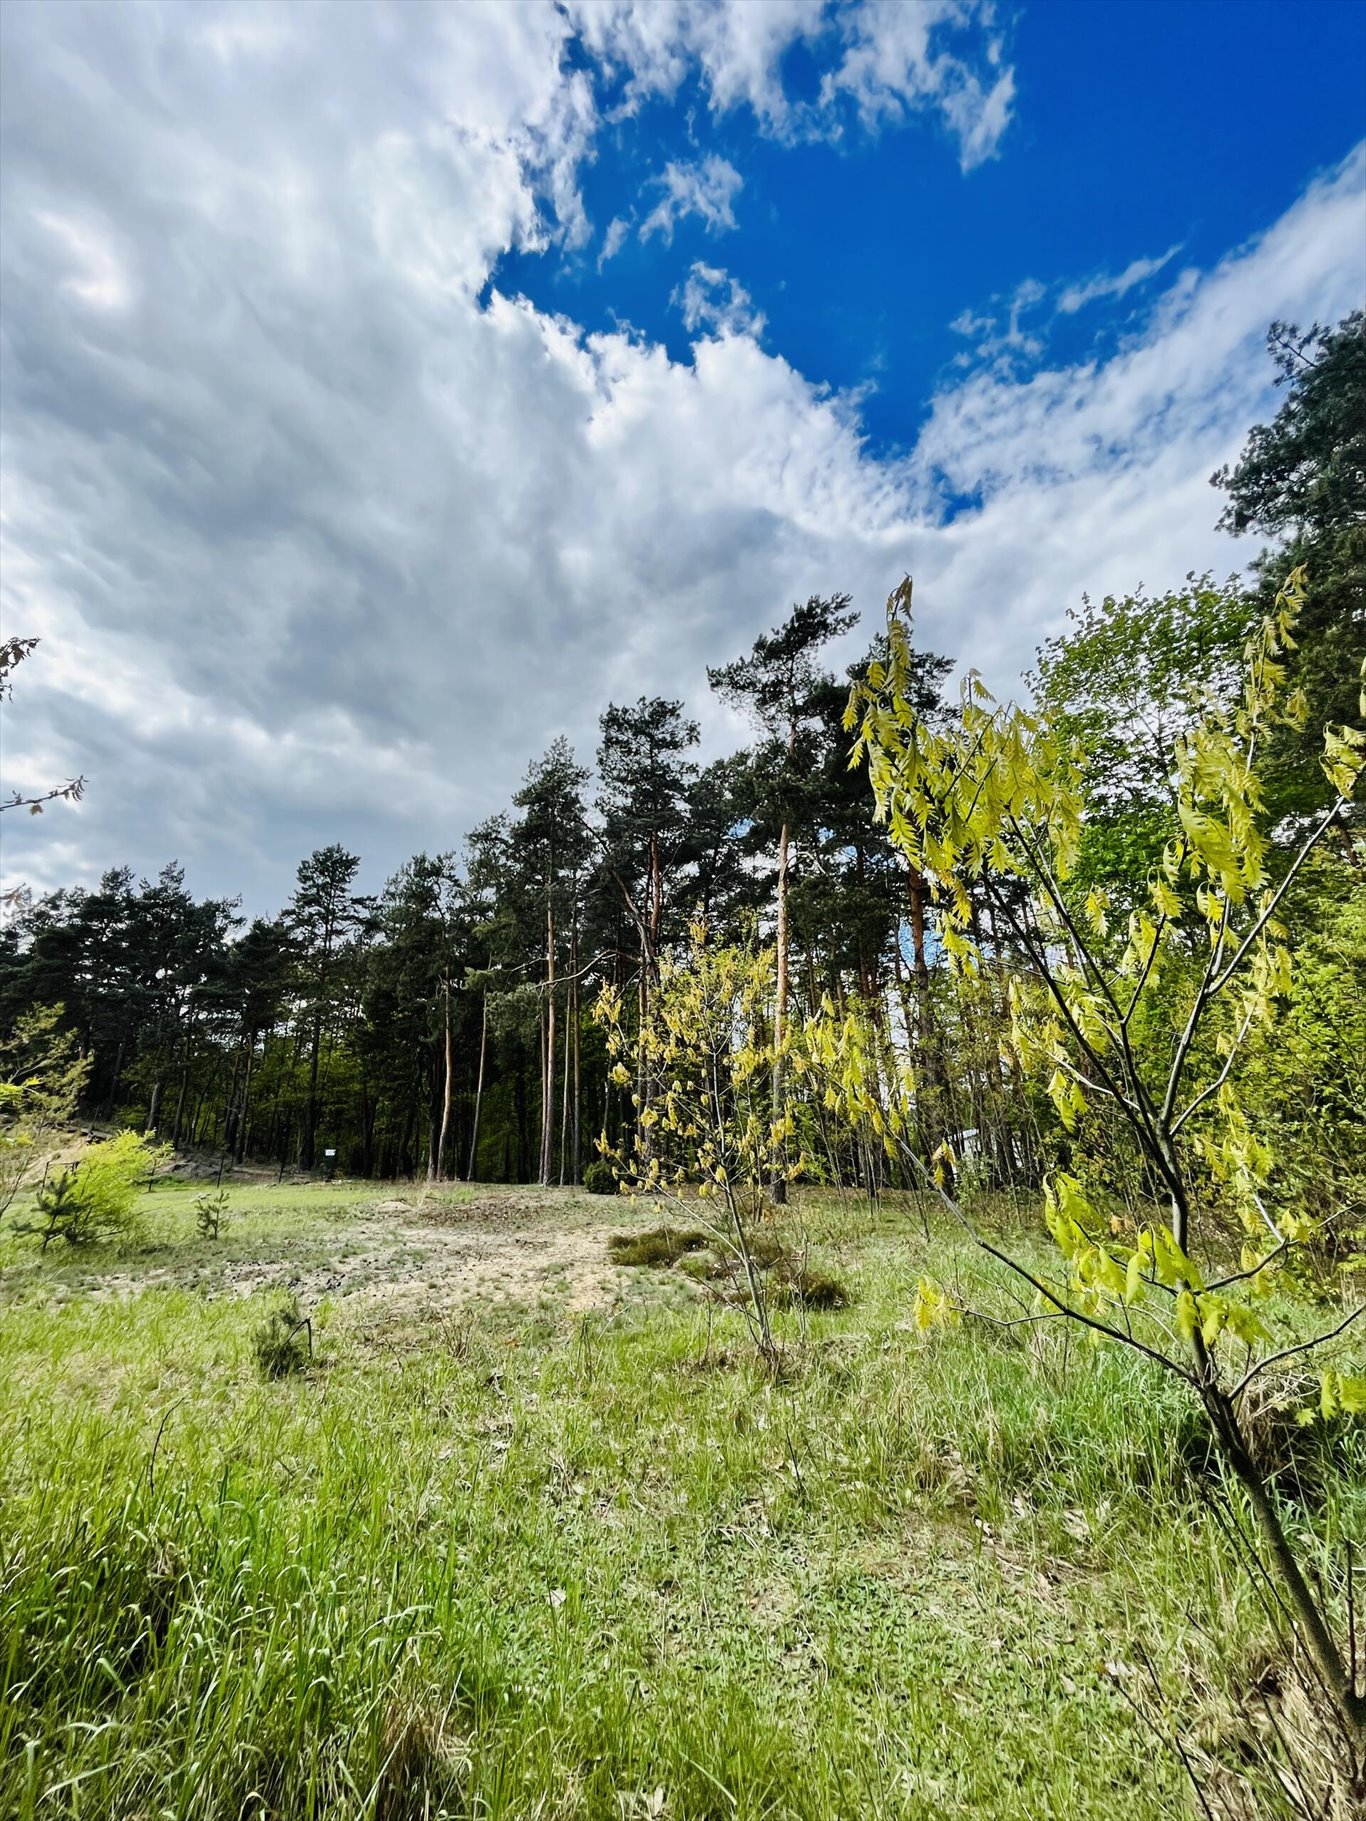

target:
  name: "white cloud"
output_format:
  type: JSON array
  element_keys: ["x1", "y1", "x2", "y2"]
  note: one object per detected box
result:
[
  {"x1": 917, "y1": 151, "x2": 1364, "y2": 505},
  {"x1": 674, "y1": 261, "x2": 765, "y2": 336},
  {"x1": 639, "y1": 154, "x2": 743, "y2": 243},
  {"x1": 568, "y1": 0, "x2": 1015, "y2": 168},
  {"x1": 822, "y1": 1, "x2": 1016, "y2": 170},
  {"x1": 1057, "y1": 245, "x2": 1183, "y2": 315},
  {"x1": 950, "y1": 242, "x2": 1186, "y2": 366},
  {"x1": 903, "y1": 146, "x2": 1366, "y2": 671},
  {"x1": 599, "y1": 214, "x2": 631, "y2": 265},
  {"x1": 0, "y1": 0, "x2": 1361, "y2": 915},
  {"x1": 949, "y1": 277, "x2": 1047, "y2": 363},
  {"x1": 31, "y1": 209, "x2": 135, "y2": 312}
]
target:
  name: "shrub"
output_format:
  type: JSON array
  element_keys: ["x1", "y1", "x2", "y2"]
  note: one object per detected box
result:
[
  {"x1": 35, "y1": 1167, "x2": 86, "y2": 1250},
  {"x1": 194, "y1": 1188, "x2": 228, "y2": 1240},
  {"x1": 251, "y1": 1295, "x2": 312, "y2": 1379},
  {"x1": 32, "y1": 1130, "x2": 169, "y2": 1248},
  {"x1": 0, "y1": 1004, "x2": 89, "y2": 1222},
  {"x1": 582, "y1": 1158, "x2": 617, "y2": 1195}
]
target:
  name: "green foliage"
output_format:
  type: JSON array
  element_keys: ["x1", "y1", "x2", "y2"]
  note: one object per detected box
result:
[
  {"x1": 1032, "y1": 575, "x2": 1250, "y2": 901},
  {"x1": 1215, "y1": 313, "x2": 1365, "y2": 542},
  {"x1": 33, "y1": 1167, "x2": 87, "y2": 1251},
  {"x1": 595, "y1": 922, "x2": 813, "y2": 1369},
  {"x1": 708, "y1": 593, "x2": 859, "y2": 742},
  {"x1": 582, "y1": 1157, "x2": 618, "y2": 1195},
  {"x1": 846, "y1": 567, "x2": 1363, "y2": 1261},
  {"x1": 596, "y1": 696, "x2": 700, "y2": 966},
  {"x1": 73, "y1": 1131, "x2": 171, "y2": 1235},
  {"x1": 840, "y1": 568, "x2": 1366, "y2": 1755},
  {"x1": 0, "y1": 1004, "x2": 89, "y2": 1220},
  {"x1": 1213, "y1": 312, "x2": 1366, "y2": 816},
  {"x1": 1231, "y1": 854, "x2": 1366, "y2": 1239},
  {"x1": 28, "y1": 1130, "x2": 171, "y2": 1248},
  {"x1": 194, "y1": 1187, "x2": 229, "y2": 1240},
  {"x1": 251, "y1": 1293, "x2": 313, "y2": 1379}
]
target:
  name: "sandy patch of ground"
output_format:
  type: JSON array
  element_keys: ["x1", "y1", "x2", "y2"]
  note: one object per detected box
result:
[
  {"x1": 32, "y1": 1193, "x2": 635, "y2": 1317},
  {"x1": 223, "y1": 1216, "x2": 625, "y2": 1316}
]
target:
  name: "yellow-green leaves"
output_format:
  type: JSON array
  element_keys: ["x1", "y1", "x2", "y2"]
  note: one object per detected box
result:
[
  {"x1": 911, "y1": 1277, "x2": 959, "y2": 1333},
  {"x1": 593, "y1": 921, "x2": 806, "y2": 1218},
  {"x1": 1320, "y1": 721, "x2": 1365, "y2": 798},
  {"x1": 1124, "y1": 1248, "x2": 1146, "y2": 1305},
  {"x1": 841, "y1": 568, "x2": 1353, "y2": 1415},
  {"x1": 1319, "y1": 1371, "x2": 1366, "y2": 1421},
  {"x1": 803, "y1": 993, "x2": 917, "y2": 1163}
]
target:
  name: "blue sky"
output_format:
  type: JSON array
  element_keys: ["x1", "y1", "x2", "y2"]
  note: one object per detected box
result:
[
  {"x1": 1, "y1": 0, "x2": 1363, "y2": 911},
  {"x1": 502, "y1": 0, "x2": 1366, "y2": 457}
]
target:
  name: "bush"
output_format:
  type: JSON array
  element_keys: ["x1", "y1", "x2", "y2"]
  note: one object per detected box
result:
[
  {"x1": 34, "y1": 1168, "x2": 86, "y2": 1250},
  {"x1": 33, "y1": 1131, "x2": 169, "y2": 1248},
  {"x1": 582, "y1": 1158, "x2": 618, "y2": 1195},
  {"x1": 194, "y1": 1188, "x2": 228, "y2": 1240},
  {"x1": 252, "y1": 1295, "x2": 312, "y2": 1379},
  {"x1": 0, "y1": 1004, "x2": 89, "y2": 1222}
]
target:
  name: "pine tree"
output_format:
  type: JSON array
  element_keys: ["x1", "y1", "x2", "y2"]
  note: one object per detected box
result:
[
  {"x1": 709, "y1": 594, "x2": 858, "y2": 1199},
  {"x1": 285, "y1": 845, "x2": 372, "y2": 1170}
]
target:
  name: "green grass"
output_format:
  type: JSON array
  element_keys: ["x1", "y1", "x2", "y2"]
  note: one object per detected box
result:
[{"x1": 1, "y1": 1184, "x2": 1361, "y2": 1818}]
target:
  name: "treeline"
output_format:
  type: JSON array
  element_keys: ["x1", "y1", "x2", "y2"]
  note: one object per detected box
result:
[
  {"x1": 0, "y1": 597, "x2": 975, "y2": 1184},
  {"x1": 1, "y1": 312, "x2": 1361, "y2": 1191}
]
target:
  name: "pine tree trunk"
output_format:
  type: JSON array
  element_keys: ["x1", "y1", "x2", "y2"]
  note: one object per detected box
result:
[
  {"x1": 302, "y1": 1008, "x2": 323, "y2": 1170},
  {"x1": 236, "y1": 1042, "x2": 254, "y2": 1162},
  {"x1": 571, "y1": 936, "x2": 581, "y2": 1185},
  {"x1": 771, "y1": 818, "x2": 791, "y2": 1206},
  {"x1": 540, "y1": 896, "x2": 557, "y2": 1186},
  {"x1": 171, "y1": 1065, "x2": 189, "y2": 1150},
  {"x1": 467, "y1": 992, "x2": 488, "y2": 1182},
  {"x1": 434, "y1": 979, "x2": 454, "y2": 1181},
  {"x1": 558, "y1": 986, "x2": 571, "y2": 1186}
]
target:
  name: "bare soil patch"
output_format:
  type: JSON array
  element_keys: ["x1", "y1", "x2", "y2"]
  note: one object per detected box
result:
[{"x1": 21, "y1": 1189, "x2": 634, "y2": 1318}]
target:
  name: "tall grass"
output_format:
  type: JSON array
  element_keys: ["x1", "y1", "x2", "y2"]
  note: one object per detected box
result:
[{"x1": 1, "y1": 1187, "x2": 1361, "y2": 1817}]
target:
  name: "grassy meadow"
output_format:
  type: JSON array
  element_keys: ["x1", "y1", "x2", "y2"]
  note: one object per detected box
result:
[{"x1": 1, "y1": 1178, "x2": 1362, "y2": 1819}]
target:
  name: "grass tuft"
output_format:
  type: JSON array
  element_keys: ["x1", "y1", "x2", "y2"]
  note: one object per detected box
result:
[
  {"x1": 607, "y1": 1224, "x2": 710, "y2": 1266},
  {"x1": 776, "y1": 1266, "x2": 850, "y2": 1310},
  {"x1": 251, "y1": 1292, "x2": 313, "y2": 1378}
]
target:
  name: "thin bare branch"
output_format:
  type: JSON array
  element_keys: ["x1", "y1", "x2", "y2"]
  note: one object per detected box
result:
[{"x1": 1230, "y1": 1306, "x2": 1364, "y2": 1402}]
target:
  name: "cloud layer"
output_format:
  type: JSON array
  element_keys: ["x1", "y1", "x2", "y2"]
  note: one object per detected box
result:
[{"x1": 1, "y1": 2, "x2": 1361, "y2": 910}]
